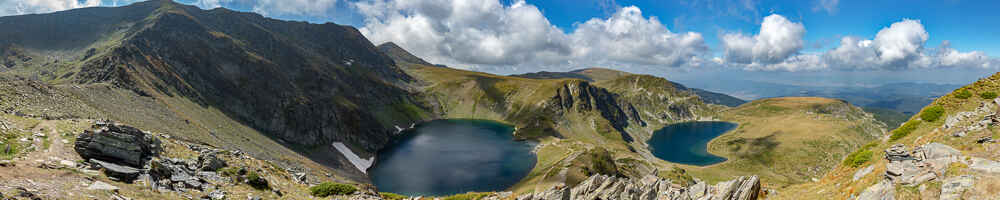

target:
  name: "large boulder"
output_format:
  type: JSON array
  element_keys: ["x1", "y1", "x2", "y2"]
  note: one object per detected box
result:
[
  {"x1": 90, "y1": 159, "x2": 141, "y2": 182},
  {"x1": 74, "y1": 121, "x2": 161, "y2": 167}
]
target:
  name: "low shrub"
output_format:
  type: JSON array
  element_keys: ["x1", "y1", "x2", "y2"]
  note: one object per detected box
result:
[
  {"x1": 442, "y1": 192, "x2": 492, "y2": 200},
  {"x1": 380, "y1": 192, "x2": 407, "y2": 200},
  {"x1": 890, "y1": 120, "x2": 922, "y2": 141},
  {"x1": 920, "y1": 106, "x2": 945, "y2": 122},
  {"x1": 246, "y1": 171, "x2": 270, "y2": 190},
  {"x1": 980, "y1": 91, "x2": 998, "y2": 99},
  {"x1": 955, "y1": 90, "x2": 973, "y2": 99},
  {"x1": 843, "y1": 149, "x2": 874, "y2": 167},
  {"x1": 310, "y1": 182, "x2": 357, "y2": 197}
]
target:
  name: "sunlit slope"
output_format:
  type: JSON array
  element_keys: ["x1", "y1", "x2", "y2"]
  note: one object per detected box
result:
[
  {"x1": 681, "y1": 97, "x2": 886, "y2": 189},
  {"x1": 783, "y1": 72, "x2": 1000, "y2": 199}
]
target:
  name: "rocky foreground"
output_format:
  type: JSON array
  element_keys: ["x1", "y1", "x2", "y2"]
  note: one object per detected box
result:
[{"x1": 515, "y1": 174, "x2": 760, "y2": 200}]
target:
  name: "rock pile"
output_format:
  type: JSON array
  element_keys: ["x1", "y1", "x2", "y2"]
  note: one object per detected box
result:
[
  {"x1": 516, "y1": 174, "x2": 761, "y2": 200},
  {"x1": 883, "y1": 143, "x2": 961, "y2": 185},
  {"x1": 73, "y1": 121, "x2": 233, "y2": 193}
]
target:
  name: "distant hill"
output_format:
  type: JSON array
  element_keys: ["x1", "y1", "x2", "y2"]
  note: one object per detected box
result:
[{"x1": 513, "y1": 68, "x2": 747, "y2": 107}]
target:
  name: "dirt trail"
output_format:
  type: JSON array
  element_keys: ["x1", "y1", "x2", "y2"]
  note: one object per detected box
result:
[{"x1": 0, "y1": 120, "x2": 94, "y2": 199}]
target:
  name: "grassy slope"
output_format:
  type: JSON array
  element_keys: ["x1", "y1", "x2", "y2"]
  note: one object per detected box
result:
[
  {"x1": 403, "y1": 64, "x2": 718, "y2": 193},
  {"x1": 781, "y1": 73, "x2": 1000, "y2": 199},
  {"x1": 681, "y1": 97, "x2": 886, "y2": 188}
]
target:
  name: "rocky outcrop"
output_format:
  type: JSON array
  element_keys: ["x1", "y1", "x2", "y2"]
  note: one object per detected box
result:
[
  {"x1": 552, "y1": 81, "x2": 641, "y2": 142},
  {"x1": 883, "y1": 143, "x2": 962, "y2": 185},
  {"x1": 517, "y1": 174, "x2": 761, "y2": 200},
  {"x1": 74, "y1": 121, "x2": 161, "y2": 167},
  {"x1": 857, "y1": 180, "x2": 895, "y2": 200},
  {"x1": 939, "y1": 175, "x2": 974, "y2": 200}
]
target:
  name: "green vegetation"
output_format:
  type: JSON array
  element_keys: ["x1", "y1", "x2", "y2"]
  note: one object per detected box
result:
[
  {"x1": 309, "y1": 182, "x2": 357, "y2": 197},
  {"x1": 920, "y1": 105, "x2": 945, "y2": 122},
  {"x1": 863, "y1": 107, "x2": 910, "y2": 130},
  {"x1": 945, "y1": 162, "x2": 969, "y2": 177},
  {"x1": 890, "y1": 120, "x2": 922, "y2": 141},
  {"x1": 843, "y1": 142, "x2": 879, "y2": 167},
  {"x1": 380, "y1": 192, "x2": 407, "y2": 200},
  {"x1": 441, "y1": 192, "x2": 492, "y2": 200},
  {"x1": 955, "y1": 90, "x2": 973, "y2": 99},
  {"x1": 246, "y1": 171, "x2": 270, "y2": 190},
  {"x1": 980, "y1": 91, "x2": 997, "y2": 99}
]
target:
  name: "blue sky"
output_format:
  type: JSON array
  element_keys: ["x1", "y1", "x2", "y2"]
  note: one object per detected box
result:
[{"x1": 2, "y1": 0, "x2": 999, "y2": 87}]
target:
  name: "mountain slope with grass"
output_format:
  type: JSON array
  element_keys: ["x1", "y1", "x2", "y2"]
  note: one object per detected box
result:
[
  {"x1": 0, "y1": 0, "x2": 432, "y2": 182},
  {"x1": 781, "y1": 73, "x2": 1000, "y2": 199},
  {"x1": 513, "y1": 68, "x2": 747, "y2": 107},
  {"x1": 679, "y1": 97, "x2": 887, "y2": 189}
]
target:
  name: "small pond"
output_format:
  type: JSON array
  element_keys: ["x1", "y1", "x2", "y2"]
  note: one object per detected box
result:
[
  {"x1": 369, "y1": 119, "x2": 537, "y2": 197},
  {"x1": 647, "y1": 121, "x2": 737, "y2": 166}
]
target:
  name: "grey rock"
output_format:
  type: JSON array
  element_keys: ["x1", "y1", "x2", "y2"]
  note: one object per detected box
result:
[
  {"x1": 90, "y1": 159, "x2": 141, "y2": 182},
  {"x1": 293, "y1": 172, "x2": 307, "y2": 184},
  {"x1": 198, "y1": 152, "x2": 227, "y2": 171},
  {"x1": 87, "y1": 181, "x2": 120, "y2": 191},
  {"x1": 857, "y1": 180, "x2": 895, "y2": 200},
  {"x1": 0, "y1": 160, "x2": 14, "y2": 167},
  {"x1": 977, "y1": 136, "x2": 995, "y2": 144},
  {"x1": 204, "y1": 190, "x2": 225, "y2": 200},
  {"x1": 518, "y1": 174, "x2": 760, "y2": 200},
  {"x1": 969, "y1": 157, "x2": 1000, "y2": 174},
  {"x1": 884, "y1": 144, "x2": 913, "y2": 161},
  {"x1": 853, "y1": 165, "x2": 874, "y2": 181},
  {"x1": 940, "y1": 175, "x2": 974, "y2": 200},
  {"x1": 74, "y1": 122, "x2": 161, "y2": 167}
]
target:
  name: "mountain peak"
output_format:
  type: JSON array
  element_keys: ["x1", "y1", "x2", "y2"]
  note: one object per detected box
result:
[{"x1": 377, "y1": 42, "x2": 434, "y2": 66}]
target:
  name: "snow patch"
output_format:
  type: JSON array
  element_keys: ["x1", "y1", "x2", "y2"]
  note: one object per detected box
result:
[{"x1": 333, "y1": 142, "x2": 374, "y2": 174}]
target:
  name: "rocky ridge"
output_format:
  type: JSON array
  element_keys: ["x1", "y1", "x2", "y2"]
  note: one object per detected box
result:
[{"x1": 516, "y1": 174, "x2": 761, "y2": 200}]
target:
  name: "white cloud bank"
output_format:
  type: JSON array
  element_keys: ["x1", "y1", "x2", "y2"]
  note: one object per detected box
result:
[
  {"x1": 355, "y1": 0, "x2": 707, "y2": 71},
  {"x1": 721, "y1": 16, "x2": 996, "y2": 71},
  {"x1": 0, "y1": 0, "x2": 100, "y2": 16}
]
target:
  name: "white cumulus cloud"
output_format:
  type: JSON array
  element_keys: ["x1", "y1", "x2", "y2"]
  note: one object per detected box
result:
[
  {"x1": 721, "y1": 14, "x2": 807, "y2": 69},
  {"x1": 0, "y1": 0, "x2": 101, "y2": 16},
  {"x1": 355, "y1": 0, "x2": 707, "y2": 71}
]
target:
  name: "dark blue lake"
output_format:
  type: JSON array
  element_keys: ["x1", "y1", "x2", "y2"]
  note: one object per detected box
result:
[
  {"x1": 369, "y1": 119, "x2": 537, "y2": 197},
  {"x1": 647, "y1": 121, "x2": 737, "y2": 166}
]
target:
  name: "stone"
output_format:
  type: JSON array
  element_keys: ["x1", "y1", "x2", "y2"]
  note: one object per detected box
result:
[
  {"x1": 940, "y1": 175, "x2": 974, "y2": 200},
  {"x1": 952, "y1": 131, "x2": 966, "y2": 137},
  {"x1": 59, "y1": 160, "x2": 77, "y2": 168},
  {"x1": 977, "y1": 136, "x2": 995, "y2": 144},
  {"x1": 856, "y1": 180, "x2": 895, "y2": 200},
  {"x1": 884, "y1": 144, "x2": 912, "y2": 161},
  {"x1": 90, "y1": 159, "x2": 141, "y2": 182},
  {"x1": 204, "y1": 190, "x2": 225, "y2": 200},
  {"x1": 517, "y1": 174, "x2": 760, "y2": 200},
  {"x1": 969, "y1": 157, "x2": 1000, "y2": 174},
  {"x1": 293, "y1": 172, "x2": 307, "y2": 184},
  {"x1": 853, "y1": 165, "x2": 874, "y2": 181},
  {"x1": 198, "y1": 152, "x2": 226, "y2": 171},
  {"x1": 0, "y1": 160, "x2": 14, "y2": 167},
  {"x1": 87, "y1": 181, "x2": 120, "y2": 191},
  {"x1": 74, "y1": 122, "x2": 161, "y2": 167}
]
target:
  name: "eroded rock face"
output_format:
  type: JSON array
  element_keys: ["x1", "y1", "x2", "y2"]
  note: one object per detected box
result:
[
  {"x1": 857, "y1": 180, "x2": 895, "y2": 200},
  {"x1": 517, "y1": 174, "x2": 761, "y2": 200},
  {"x1": 74, "y1": 121, "x2": 161, "y2": 167}
]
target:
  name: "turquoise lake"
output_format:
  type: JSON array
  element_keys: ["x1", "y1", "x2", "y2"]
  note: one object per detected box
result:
[
  {"x1": 647, "y1": 121, "x2": 737, "y2": 166},
  {"x1": 369, "y1": 119, "x2": 537, "y2": 197}
]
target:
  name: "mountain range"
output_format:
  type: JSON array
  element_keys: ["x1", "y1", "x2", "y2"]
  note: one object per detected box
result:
[{"x1": 0, "y1": 1, "x2": 992, "y2": 199}]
